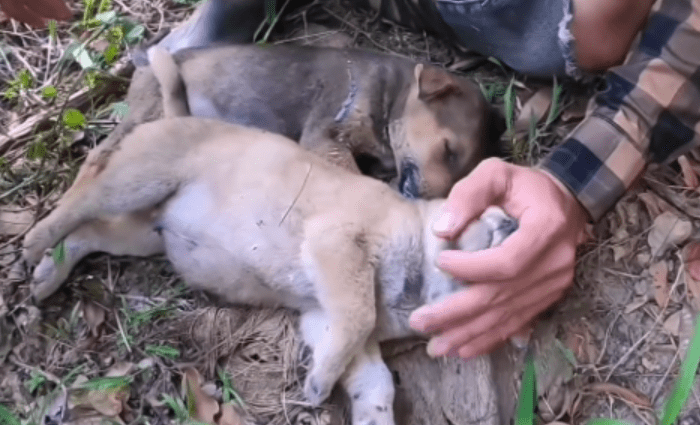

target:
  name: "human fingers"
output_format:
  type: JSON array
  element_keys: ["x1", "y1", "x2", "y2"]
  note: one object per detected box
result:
[
  {"x1": 423, "y1": 279, "x2": 565, "y2": 357},
  {"x1": 409, "y1": 283, "x2": 499, "y2": 334},
  {"x1": 454, "y1": 289, "x2": 566, "y2": 359},
  {"x1": 432, "y1": 157, "x2": 509, "y2": 238},
  {"x1": 435, "y1": 208, "x2": 549, "y2": 283}
]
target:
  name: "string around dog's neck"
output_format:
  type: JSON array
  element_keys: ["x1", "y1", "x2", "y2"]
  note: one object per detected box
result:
[{"x1": 334, "y1": 53, "x2": 358, "y2": 123}]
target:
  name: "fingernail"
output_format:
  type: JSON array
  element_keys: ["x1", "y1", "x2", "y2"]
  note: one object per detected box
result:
[
  {"x1": 427, "y1": 338, "x2": 450, "y2": 357},
  {"x1": 432, "y1": 210, "x2": 455, "y2": 234},
  {"x1": 409, "y1": 307, "x2": 431, "y2": 332}
]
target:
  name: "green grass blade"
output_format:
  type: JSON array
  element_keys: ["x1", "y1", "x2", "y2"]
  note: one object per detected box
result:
[
  {"x1": 0, "y1": 404, "x2": 20, "y2": 425},
  {"x1": 504, "y1": 77, "x2": 515, "y2": 137},
  {"x1": 545, "y1": 77, "x2": 562, "y2": 128},
  {"x1": 79, "y1": 375, "x2": 132, "y2": 391},
  {"x1": 660, "y1": 313, "x2": 700, "y2": 425},
  {"x1": 52, "y1": 240, "x2": 66, "y2": 265},
  {"x1": 145, "y1": 344, "x2": 180, "y2": 360},
  {"x1": 515, "y1": 353, "x2": 536, "y2": 425}
]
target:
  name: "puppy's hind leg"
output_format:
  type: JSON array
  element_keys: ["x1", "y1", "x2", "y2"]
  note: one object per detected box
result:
[
  {"x1": 340, "y1": 338, "x2": 396, "y2": 425},
  {"x1": 299, "y1": 221, "x2": 377, "y2": 406},
  {"x1": 31, "y1": 210, "x2": 164, "y2": 301},
  {"x1": 23, "y1": 151, "x2": 180, "y2": 267}
]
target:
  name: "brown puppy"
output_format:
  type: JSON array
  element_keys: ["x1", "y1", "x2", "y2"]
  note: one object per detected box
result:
[{"x1": 138, "y1": 43, "x2": 503, "y2": 199}]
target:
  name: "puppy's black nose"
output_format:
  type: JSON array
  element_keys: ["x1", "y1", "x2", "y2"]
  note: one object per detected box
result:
[{"x1": 399, "y1": 161, "x2": 420, "y2": 199}]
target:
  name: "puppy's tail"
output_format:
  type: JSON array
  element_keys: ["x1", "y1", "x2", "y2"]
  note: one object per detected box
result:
[{"x1": 147, "y1": 46, "x2": 190, "y2": 118}]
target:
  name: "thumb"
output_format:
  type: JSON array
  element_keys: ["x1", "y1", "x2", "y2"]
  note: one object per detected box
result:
[{"x1": 432, "y1": 158, "x2": 509, "y2": 239}]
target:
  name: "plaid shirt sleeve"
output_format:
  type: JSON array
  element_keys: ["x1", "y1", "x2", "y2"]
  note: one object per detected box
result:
[{"x1": 540, "y1": 0, "x2": 700, "y2": 221}]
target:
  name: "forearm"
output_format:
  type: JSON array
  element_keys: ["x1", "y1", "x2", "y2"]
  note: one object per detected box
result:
[{"x1": 541, "y1": 0, "x2": 700, "y2": 221}]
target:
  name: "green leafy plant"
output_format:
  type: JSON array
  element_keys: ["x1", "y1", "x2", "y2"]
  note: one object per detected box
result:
[
  {"x1": 63, "y1": 109, "x2": 87, "y2": 130},
  {"x1": 0, "y1": 405, "x2": 20, "y2": 425},
  {"x1": 218, "y1": 368, "x2": 245, "y2": 406},
  {"x1": 79, "y1": 375, "x2": 132, "y2": 392},
  {"x1": 42, "y1": 85, "x2": 58, "y2": 99},
  {"x1": 26, "y1": 139, "x2": 47, "y2": 160},
  {"x1": 2, "y1": 69, "x2": 33, "y2": 100},
  {"x1": 145, "y1": 344, "x2": 181, "y2": 360},
  {"x1": 162, "y1": 394, "x2": 189, "y2": 422},
  {"x1": 24, "y1": 369, "x2": 48, "y2": 394}
]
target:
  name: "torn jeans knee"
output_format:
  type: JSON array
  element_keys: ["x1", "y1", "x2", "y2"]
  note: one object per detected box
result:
[{"x1": 434, "y1": 0, "x2": 581, "y2": 77}]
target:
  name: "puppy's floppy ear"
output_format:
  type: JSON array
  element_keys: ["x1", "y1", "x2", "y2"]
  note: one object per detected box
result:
[{"x1": 416, "y1": 64, "x2": 462, "y2": 102}]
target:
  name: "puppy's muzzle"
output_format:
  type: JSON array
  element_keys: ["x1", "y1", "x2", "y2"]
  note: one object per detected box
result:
[{"x1": 398, "y1": 161, "x2": 420, "y2": 199}]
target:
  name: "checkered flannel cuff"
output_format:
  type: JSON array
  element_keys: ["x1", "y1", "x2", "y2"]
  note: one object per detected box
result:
[{"x1": 539, "y1": 115, "x2": 647, "y2": 222}]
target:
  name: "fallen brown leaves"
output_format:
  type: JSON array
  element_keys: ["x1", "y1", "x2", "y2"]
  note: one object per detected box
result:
[{"x1": 183, "y1": 367, "x2": 244, "y2": 425}]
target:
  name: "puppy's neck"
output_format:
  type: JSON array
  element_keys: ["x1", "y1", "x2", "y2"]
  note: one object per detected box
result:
[{"x1": 415, "y1": 199, "x2": 459, "y2": 300}]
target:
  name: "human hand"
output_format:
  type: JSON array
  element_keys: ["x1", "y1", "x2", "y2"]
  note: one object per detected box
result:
[
  {"x1": 0, "y1": 0, "x2": 72, "y2": 28},
  {"x1": 409, "y1": 157, "x2": 590, "y2": 359}
]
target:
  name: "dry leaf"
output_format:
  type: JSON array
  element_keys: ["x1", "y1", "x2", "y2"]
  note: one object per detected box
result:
[
  {"x1": 563, "y1": 322, "x2": 598, "y2": 364},
  {"x1": 624, "y1": 296, "x2": 648, "y2": 314},
  {"x1": 69, "y1": 386, "x2": 129, "y2": 417},
  {"x1": 663, "y1": 311, "x2": 682, "y2": 336},
  {"x1": 684, "y1": 242, "x2": 700, "y2": 281},
  {"x1": 650, "y1": 261, "x2": 669, "y2": 308},
  {"x1": 183, "y1": 367, "x2": 220, "y2": 423},
  {"x1": 683, "y1": 242, "x2": 700, "y2": 309},
  {"x1": 0, "y1": 210, "x2": 33, "y2": 236},
  {"x1": 585, "y1": 382, "x2": 651, "y2": 408},
  {"x1": 513, "y1": 87, "x2": 552, "y2": 136},
  {"x1": 678, "y1": 155, "x2": 700, "y2": 188},
  {"x1": 81, "y1": 300, "x2": 105, "y2": 338},
  {"x1": 106, "y1": 361, "x2": 134, "y2": 378},
  {"x1": 637, "y1": 192, "x2": 663, "y2": 218},
  {"x1": 218, "y1": 404, "x2": 244, "y2": 425},
  {"x1": 648, "y1": 211, "x2": 692, "y2": 256},
  {"x1": 89, "y1": 39, "x2": 110, "y2": 53},
  {"x1": 611, "y1": 227, "x2": 632, "y2": 263},
  {"x1": 678, "y1": 306, "x2": 696, "y2": 358}
]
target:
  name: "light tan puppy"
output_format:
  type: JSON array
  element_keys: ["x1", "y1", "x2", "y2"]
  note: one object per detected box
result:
[{"x1": 21, "y1": 118, "x2": 515, "y2": 425}]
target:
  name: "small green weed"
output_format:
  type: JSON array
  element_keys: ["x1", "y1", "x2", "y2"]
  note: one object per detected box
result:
[
  {"x1": 145, "y1": 344, "x2": 181, "y2": 360},
  {"x1": 218, "y1": 368, "x2": 245, "y2": 406}
]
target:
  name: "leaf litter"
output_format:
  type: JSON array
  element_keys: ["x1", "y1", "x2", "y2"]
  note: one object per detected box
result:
[{"x1": 2, "y1": 0, "x2": 700, "y2": 424}]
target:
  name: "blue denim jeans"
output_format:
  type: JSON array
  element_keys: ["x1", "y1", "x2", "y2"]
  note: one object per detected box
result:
[{"x1": 434, "y1": 0, "x2": 579, "y2": 77}]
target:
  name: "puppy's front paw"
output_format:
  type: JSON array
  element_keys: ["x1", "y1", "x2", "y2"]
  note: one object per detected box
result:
[
  {"x1": 31, "y1": 249, "x2": 70, "y2": 302},
  {"x1": 303, "y1": 372, "x2": 334, "y2": 407},
  {"x1": 22, "y1": 226, "x2": 52, "y2": 266},
  {"x1": 456, "y1": 206, "x2": 517, "y2": 252},
  {"x1": 352, "y1": 403, "x2": 395, "y2": 425},
  {"x1": 480, "y1": 206, "x2": 518, "y2": 248}
]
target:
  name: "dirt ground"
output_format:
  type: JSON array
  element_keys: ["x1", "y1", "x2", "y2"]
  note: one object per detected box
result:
[{"x1": 2, "y1": 1, "x2": 700, "y2": 424}]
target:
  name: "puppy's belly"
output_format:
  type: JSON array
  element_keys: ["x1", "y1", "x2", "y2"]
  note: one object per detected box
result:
[{"x1": 159, "y1": 182, "x2": 318, "y2": 310}]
